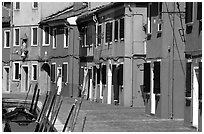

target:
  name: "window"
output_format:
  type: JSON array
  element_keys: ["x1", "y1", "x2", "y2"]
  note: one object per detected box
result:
[
  {"x1": 197, "y1": 2, "x2": 202, "y2": 20},
  {"x1": 64, "y1": 28, "x2": 69, "y2": 48},
  {"x1": 62, "y1": 62, "x2": 68, "y2": 82},
  {"x1": 84, "y1": 27, "x2": 87, "y2": 47},
  {"x1": 4, "y1": 30, "x2": 10, "y2": 48},
  {"x1": 86, "y1": 26, "x2": 92, "y2": 47},
  {"x1": 119, "y1": 18, "x2": 124, "y2": 40},
  {"x1": 53, "y1": 29, "x2": 57, "y2": 48},
  {"x1": 31, "y1": 27, "x2": 38, "y2": 46},
  {"x1": 51, "y1": 63, "x2": 56, "y2": 82},
  {"x1": 185, "y1": 2, "x2": 193, "y2": 24},
  {"x1": 32, "y1": 64, "x2": 37, "y2": 81},
  {"x1": 14, "y1": 28, "x2": 20, "y2": 46},
  {"x1": 13, "y1": 62, "x2": 20, "y2": 81},
  {"x1": 32, "y1": 2, "x2": 38, "y2": 9},
  {"x1": 43, "y1": 26, "x2": 50, "y2": 46},
  {"x1": 15, "y1": 2, "x2": 20, "y2": 10},
  {"x1": 114, "y1": 20, "x2": 119, "y2": 41},
  {"x1": 92, "y1": 25, "x2": 96, "y2": 46},
  {"x1": 97, "y1": 25, "x2": 102, "y2": 45},
  {"x1": 105, "y1": 22, "x2": 113, "y2": 44},
  {"x1": 158, "y1": 2, "x2": 162, "y2": 19},
  {"x1": 158, "y1": 23, "x2": 162, "y2": 31}
]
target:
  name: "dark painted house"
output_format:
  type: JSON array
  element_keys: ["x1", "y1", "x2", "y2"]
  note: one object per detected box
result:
[
  {"x1": 2, "y1": 3, "x2": 12, "y2": 93},
  {"x1": 184, "y1": 2, "x2": 202, "y2": 131},
  {"x1": 39, "y1": 2, "x2": 88, "y2": 97},
  {"x1": 77, "y1": 2, "x2": 147, "y2": 107},
  {"x1": 143, "y1": 2, "x2": 186, "y2": 119}
]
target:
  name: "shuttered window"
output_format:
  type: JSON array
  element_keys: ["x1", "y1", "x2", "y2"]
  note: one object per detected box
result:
[
  {"x1": 199, "y1": 62, "x2": 202, "y2": 100},
  {"x1": 151, "y1": 2, "x2": 159, "y2": 17},
  {"x1": 147, "y1": 3, "x2": 152, "y2": 33},
  {"x1": 16, "y1": 2, "x2": 20, "y2": 9},
  {"x1": 44, "y1": 26, "x2": 50, "y2": 45},
  {"x1": 185, "y1": 2, "x2": 193, "y2": 23},
  {"x1": 102, "y1": 65, "x2": 106, "y2": 84},
  {"x1": 97, "y1": 67, "x2": 100, "y2": 84},
  {"x1": 105, "y1": 22, "x2": 113, "y2": 43},
  {"x1": 97, "y1": 25, "x2": 102, "y2": 45},
  {"x1": 197, "y1": 2, "x2": 202, "y2": 20},
  {"x1": 4, "y1": 30, "x2": 10, "y2": 48},
  {"x1": 51, "y1": 64, "x2": 56, "y2": 82},
  {"x1": 92, "y1": 25, "x2": 96, "y2": 45},
  {"x1": 186, "y1": 62, "x2": 192, "y2": 97},
  {"x1": 13, "y1": 62, "x2": 20, "y2": 80},
  {"x1": 143, "y1": 63, "x2": 151, "y2": 93},
  {"x1": 119, "y1": 18, "x2": 124, "y2": 40},
  {"x1": 153, "y1": 62, "x2": 160, "y2": 94},
  {"x1": 118, "y1": 64, "x2": 123, "y2": 86},
  {"x1": 114, "y1": 20, "x2": 118, "y2": 41},
  {"x1": 62, "y1": 63, "x2": 68, "y2": 82},
  {"x1": 112, "y1": 65, "x2": 116, "y2": 85},
  {"x1": 14, "y1": 28, "x2": 20, "y2": 46}
]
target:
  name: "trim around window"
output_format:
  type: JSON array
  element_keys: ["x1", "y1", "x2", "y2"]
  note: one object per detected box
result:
[
  {"x1": 13, "y1": 28, "x2": 20, "y2": 46},
  {"x1": 13, "y1": 62, "x2": 20, "y2": 81},
  {"x1": 42, "y1": 26, "x2": 50, "y2": 46},
  {"x1": 4, "y1": 30, "x2": 10, "y2": 48},
  {"x1": 31, "y1": 27, "x2": 38, "y2": 46}
]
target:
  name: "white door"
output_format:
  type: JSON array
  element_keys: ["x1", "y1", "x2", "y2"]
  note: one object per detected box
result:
[
  {"x1": 151, "y1": 67, "x2": 156, "y2": 114},
  {"x1": 192, "y1": 67, "x2": 199, "y2": 128}
]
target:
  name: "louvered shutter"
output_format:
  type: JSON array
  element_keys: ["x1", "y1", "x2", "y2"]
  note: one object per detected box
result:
[
  {"x1": 118, "y1": 64, "x2": 123, "y2": 86},
  {"x1": 186, "y1": 62, "x2": 192, "y2": 97},
  {"x1": 102, "y1": 65, "x2": 106, "y2": 84},
  {"x1": 143, "y1": 63, "x2": 151, "y2": 93},
  {"x1": 153, "y1": 62, "x2": 160, "y2": 94}
]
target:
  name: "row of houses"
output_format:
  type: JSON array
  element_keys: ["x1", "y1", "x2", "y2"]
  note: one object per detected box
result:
[{"x1": 2, "y1": 2, "x2": 202, "y2": 131}]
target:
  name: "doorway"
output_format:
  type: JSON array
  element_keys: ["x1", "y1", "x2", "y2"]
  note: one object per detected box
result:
[
  {"x1": 21, "y1": 66, "x2": 29, "y2": 92},
  {"x1": 3, "y1": 66, "x2": 10, "y2": 92}
]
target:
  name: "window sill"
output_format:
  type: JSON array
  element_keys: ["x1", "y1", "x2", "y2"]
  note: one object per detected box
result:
[
  {"x1": 42, "y1": 44, "x2": 50, "y2": 46},
  {"x1": 31, "y1": 44, "x2": 38, "y2": 47},
  {"x1": 13, "y1": 79, "x2": 20, "y2": 82},
  {"x1": 186, "y1": 22, "x2": 194, "y2": 26},
  {"x1": 4, "y1": 47, "x2": 10, "y2": 49}
]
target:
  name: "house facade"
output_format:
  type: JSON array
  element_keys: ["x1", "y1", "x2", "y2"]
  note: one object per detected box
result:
[
  {"x1": 39, "y1": 2, "x2": 87, "y2": 97},
  {"x1": 77, "y1": 2, "x2": 147, "y2": 107},
  {"x1": 2, "y1": 3, "x2": 12, "y2": 93},
  {"x1": 6, "y1": 2, "x2": 73, "y2": 94},
  {"x1": 184, "y1": 2, "x2": 202, "y2": 131},
  {"x1": 143, "y1": 2, "x2": 186, "y2": 119}
]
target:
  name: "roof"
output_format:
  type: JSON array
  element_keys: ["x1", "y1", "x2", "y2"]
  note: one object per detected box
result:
[
  {"x1": 39, "y1": 3, "x2": 87, "y2": 25},
  {"x1": 76, "y1": 2, "x2": 124, "y2": 23}
]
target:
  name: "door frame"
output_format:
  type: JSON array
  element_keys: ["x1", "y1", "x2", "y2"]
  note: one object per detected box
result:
[
  {"x1": 21, "y1": 65, "x2": 29, "y2": 93},
  {"x1": 3, "y1": 66, "x2": 10, "y2": 93}
]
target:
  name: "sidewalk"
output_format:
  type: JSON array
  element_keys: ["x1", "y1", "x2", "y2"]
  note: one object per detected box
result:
[{"x1": 2, "y1": 93, "x2": 196, "y2": 132}]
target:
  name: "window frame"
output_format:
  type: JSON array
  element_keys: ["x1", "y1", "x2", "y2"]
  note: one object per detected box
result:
[
  {"x1": 4, "y1": 30, "x2": 10, "y2": 48},
  {"x1": 13, "y1": 28, "x2": 20, "y2": 46},
  {"x1": 15, "y1": 2, "x2": 20, "y2": 10},
  {"x1": 13, "y1": 62, "x2": 20, "y2": 81},
  {"x1": 62, "y1": 62, "x2": 69, "y2": 83},
  {"x1": 31, "y1": 64, "x2": 38, "y2": 81},
  {"x1": 64, "y1": 28, "x2": 69, "y2": 48},
  {"x1": 53, "y1": 28, "x2": 57, "y2": 49},
  {"x1": 42, "y1": 26, "x2": 50, "y2": 46},
  {"x1": 105, "y1": 21, "x2": 113, "y2": 45},
  {"x1": 32, "y1": 2, "x2": 38, "y2": 9},
  {"x1": 31, "y1": 26, "x2": 38, "y2": 46}
]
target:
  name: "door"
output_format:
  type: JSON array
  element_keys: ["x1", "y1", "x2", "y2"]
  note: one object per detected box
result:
[
  {"x1": 21, "y1": 66, "x2": 29, "y2": 92},
  {"x1": 3, "y1": 67, "x2": 10, "y2": 92}
]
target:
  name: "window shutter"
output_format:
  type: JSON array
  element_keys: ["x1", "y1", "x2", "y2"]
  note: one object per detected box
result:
[
  {"x1": 197, "y1": 2, "x2": 202, "y2": 20},
  {"x1": 118, "y1": 64, "x2": 123, "y2": 86},
  {"x1": 98, "y1": 25, "x2": 102, "y2": 44},
  {"x1": 186, "y1": 62, "x2": 192, "y2": 97},
  {"x1": 51, "y1": 64, "x2": 55, "y2": 82},
  {"x1": 33, "y1": 28, "x2": 37, "y2": 45},
  {"x1": 153, "y1": 62, "x2": 160, "y2": 94},
  {"x1": 151, "y1": 2, "x2": 159, "y2": 17},
  {"x1": 79, "y1": 67, "x2": 84, "y2": 85},
  {"x1": 112, "y1": 65, "x2": 116, "y2": 85},
  {"x1": 199, "y1": 62, "x2": 202, "y2": 100},
  {"x1": 45, "y1": 27, "x2": 49, "y2": 44},
  {"x1": 15, "y1": 29, "x2": 19, "y2": 45},
  {"x1": 114, "y1": 21, "x2": 118, "y2": 41},
  {"x1": 113, "y1": 67, "x2": 119, "y2": 101},
  {"x1": 143, "y1": 63, "x2": 151, "y2": 93},
  {"x1": 102, "y1": 65, "x2": 106, "y2": 84},
  {"x1": 185, "y1": 2, "x2": 193, "y2": 23},
  {"x1": 92, "y1": 25, "x2": 96, "y2": 45},
  {"x1": 120, "y1": 18, "x2": 124, "y2": 39},
  {"x1": 106, "y1": 22, "x2": 112, "y2": 43},
  {"x1": 97, "y1": 67, "x2": 100, "y2": 84},
  {"x1": 62, "y1": 64, "x2": 67, "y2": 82}
]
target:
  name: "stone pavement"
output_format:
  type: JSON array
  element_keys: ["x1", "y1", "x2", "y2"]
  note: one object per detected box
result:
[{"x1": 2, "y1": 93, "x2": 197, "y2": 132}]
